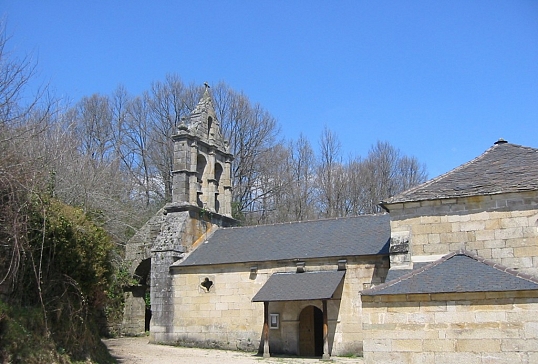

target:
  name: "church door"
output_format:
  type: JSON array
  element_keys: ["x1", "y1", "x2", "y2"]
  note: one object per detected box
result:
[{"x1": 298, "y1": 305, "x2": 323, "y2": 357}]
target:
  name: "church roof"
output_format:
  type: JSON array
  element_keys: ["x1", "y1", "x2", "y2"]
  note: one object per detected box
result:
[
  {"x1": 176, "y1": 214, "x2": 390, "y2": 267},
  {"x1": 252, "y1": 271, "x2": 345, "y2": 302},
  {"x1": 381, "y1": 140, "x2": 538, "y2": 206},
  {"x1": 362, "y1": 250, "x2": 538, "y2": 296}
]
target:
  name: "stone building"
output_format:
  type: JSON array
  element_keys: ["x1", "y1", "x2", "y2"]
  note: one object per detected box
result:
[
  {"x1": 362, "y1": 140, "x2": 538, "y2": 363},
  {"x1": 122, "y1": 85, "x2": 236, "y2": 336},
  {"x1": 122, "y1": 86, "x2": 538, "y2": 362}
]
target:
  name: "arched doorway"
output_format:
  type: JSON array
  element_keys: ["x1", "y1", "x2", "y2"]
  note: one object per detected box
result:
[
  {"x1": 123, "y1": 258, "x2": 151, "y2": 334},
  {"x1": 133, "y1": 258, "x2": 152, "y2": 331},
  {"x1": 298, "y1": 305, "x2": 323, "y2": 357}
]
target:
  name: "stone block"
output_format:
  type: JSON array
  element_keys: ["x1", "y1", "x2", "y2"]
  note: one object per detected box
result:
[
  {"x1": 524, "y1": 322, "x2": 538, "y2": 338},
  {"x1": 428, "y1": 233, "x2": 441, "y2": 244},
  {"x1": 434, "y1": 311, "x2": 476, "y2": 324},
  {"x1": 456, "y1": 339, "x2": 500, "y2": 352},
  {"x1": 460, "y1": 221, "x2": 486, "y2": 232},
  {"x1": 495, "y1": 227, "x2": 524, "y2": 240},
  {"x1": 474, "y1": 311, "x2": 506, "y2": 322},
  {"x1": 484, "y1": 239, "x2": 505, "y2": 249},
  {"x1": 493, "y1": 247, "x2": 516, "y2": 259},
  {"x1": 363, "y1": 338, "x2": 392, "y2": 352},
  {"x1": 442, "y1": 231, "x2": 470, "y2": 244},
  {"x1": 423, "y1": 243, "x2": 450, "y2": 254},
  {"x1": 413, "y1": 224, "x2": 433, "y2": 235},
  {"x1": 391, "y1": 339, "x2": 423, "y2": 352},
  {"x1": 519, "y1": 226, "x2": 537, "y2": 239},
  {"x1": 528, "y1": 352, "x2": 538, "y2": 363},
  {"x1": 475, "y1": 230, "x2": 495, "y2": 242},
  {"x1": 423, "y1": 339, "x2": 455, "y2": 352},
  {"x1": 466, "y1": 241, "x2": 485, "y2": 250},
  {"x1": 476, "y1": 249, "x2": 493, "y2": 259},
  {"x1": 446, "y1": 214, "x2": 468, "y2": 223},
  {"x1": 505, "y1": 237, "x2": 536, "y2": 248},
  {"x1": 420, "y1": 301, "x2": 448, "y2": 312},
  {"x1": 501, "y1": 217, "x2": 530, "y2": 228},
  {"x1": 480, "y1": 352, "x2": 529, "y2": 364},
  {"x1": 421, "y1": 215, "x2": 441, "y2": 224},
  {"x1": 513, "y1": 246, "x2": 538, "y2": 257},
  {"x1": 431, "y1": 223, "x2": 454, "y2": 234},
  {"x1": 406, "y1": 294, "x2": 432, "y2": 302},
  {"x1": 430, "y1": 352, "x2": 482, "y2": 364},
  {"x1": 407, "y1": 312, "x2": 433, "y2": 324},
  {"x1": 364, "y1": 351, "x2": 414, "y2": 364},
  {"x1": 412, "y1": 234, "x2": 429, "y2": 245},
  {"x1": 501, "y1": 338, "x2": 538, "y2": 352},
  {"x1": 470, "y1": 211, "x2": 490, "y2": 221},
  {"x1": 485, "y1": 218, "x2": 502, "y2": 230},
  {"x1": 501, "y1": 256, "x2": 533, "y2": 268}
]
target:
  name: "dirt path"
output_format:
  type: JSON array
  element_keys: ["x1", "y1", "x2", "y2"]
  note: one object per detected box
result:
[{"x1": 103, "y1": 337, "x2": 364, "y2": 364}]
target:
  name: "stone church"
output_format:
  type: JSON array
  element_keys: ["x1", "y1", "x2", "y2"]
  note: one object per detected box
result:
[{"x1": 122, "y1": 87, "x2": 538, "y2": 362}]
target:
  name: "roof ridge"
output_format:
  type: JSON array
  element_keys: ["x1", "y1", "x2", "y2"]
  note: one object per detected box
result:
[
  {"x1": 381, "y1": 142, "x2": 538, "y2": 206},
  {"x1": 458, "y1": 249, "x2": 538, "y2": 285},
  {"x1": 382, "y1": 145, "x2": 497, "y2": 205},
  {"x1": 218, "y1": 213, "x2": 388, "y2": 231}
]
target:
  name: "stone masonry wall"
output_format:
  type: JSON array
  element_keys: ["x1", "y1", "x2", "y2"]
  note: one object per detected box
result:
[
  {"x1": 165, "y1": 256, "x2": 388, "y2": 355},
  {"x1": 388, "y1": 192, "x2": 538, "y2": 275},
  {"x1": 149, "y1": 207, "x2": 225, "y2": 342},
  {"x1": 362, "y1": 291, "x2": 538, "y2": 364}
]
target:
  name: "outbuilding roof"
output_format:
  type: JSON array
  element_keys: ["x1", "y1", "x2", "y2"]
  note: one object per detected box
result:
[
  {"x1": 176, "y1": 214, "x2": 390, "y2": 267},
  {"x1": 362, "y1": 250, "x2": 538, "y2": 296},
  {"x1": 381, "y1": 140, "x2": 538, "y2": 206}
]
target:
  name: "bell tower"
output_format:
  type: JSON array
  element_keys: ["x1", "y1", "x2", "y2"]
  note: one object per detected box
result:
[
  {"x1": 147, "y1": 84, "x2": 236, "y2": 343},
  {"x1": 171, "y1": 84, "x2": 233, "y2": 216}
]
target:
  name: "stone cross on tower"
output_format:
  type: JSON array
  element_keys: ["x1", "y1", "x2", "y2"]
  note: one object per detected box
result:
[{"x1": 170, "y1": 85, "x2": 233, "y2": 217}]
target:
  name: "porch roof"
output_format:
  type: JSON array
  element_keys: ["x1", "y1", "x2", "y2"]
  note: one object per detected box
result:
[{"x1": 252, "y1": 270, "x2": 345, "y2": 302}]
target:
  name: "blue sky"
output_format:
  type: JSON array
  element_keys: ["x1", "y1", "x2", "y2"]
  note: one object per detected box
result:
[{"x1": 2, "y1": 1, "x2": 537, "y2": 178}]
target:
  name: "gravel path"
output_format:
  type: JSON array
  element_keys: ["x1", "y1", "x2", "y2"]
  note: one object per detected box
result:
[{"x1": 103, "y1": 337, "x2": 364, "y2": 364}]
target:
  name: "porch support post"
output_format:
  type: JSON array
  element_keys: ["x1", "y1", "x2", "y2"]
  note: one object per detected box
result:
[
  {"x1": 322, "y1": 299, "x2": 330, "y2": 360},
  {"x1": 263, "y1": 301, "x2": 270, "y2": 358}
]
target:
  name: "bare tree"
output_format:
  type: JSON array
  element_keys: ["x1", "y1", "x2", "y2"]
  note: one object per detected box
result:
[
  {"x1": 146, "y1": 76, "x2": 198, "y2": 201},
  {"x1": 0, "y1": 23, "x2": 55, "y2": 310},
  {"x1": 283, "y1": 135, "x2": 317, "y2": 221},
  {"x1": 345, "y1": 141, "x2": 428, "y2": 214},
  {"x1": 316, "y1": 127, "x2": 344, "y2": 218},
  {"x1": 211, "y1": 82, "x2": 281, "y2": 218}
]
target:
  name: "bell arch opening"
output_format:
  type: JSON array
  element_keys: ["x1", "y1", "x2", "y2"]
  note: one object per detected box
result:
[
  {"x1": 196, "y1": 154, "x2": 207, "y2": 207},
  {"x1": 214, "y1": 162, "x2": 224, "y2": 213}
]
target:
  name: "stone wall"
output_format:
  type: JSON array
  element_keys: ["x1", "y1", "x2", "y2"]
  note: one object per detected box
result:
[
  {"x1": 123, "y1": 204, "x2": 236, "y2": 336},
  {"x1": 362, "y1": 291, "x2": 538, "y2": 364},
  {"x1": 158, "y1": 256, "x2": 389, "y2": 356},
  {"x1": 387, "y1": 192, "x2": 538, "y2": 275}
]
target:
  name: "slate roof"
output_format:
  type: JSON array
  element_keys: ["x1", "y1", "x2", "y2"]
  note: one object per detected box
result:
[
  {"x1": 252, "y1": 271, "x2": 345, "y2": 302},
  {"x1": 384, "y1": 262, "x2": 428, "y2": 282},
  {"x1": 176, "y1": 214, "x2": 390, "y2": 267},
  {"x1": 362, "y1": 250, "x2": 538, "y2": 296},
  {"x1": 381, "y1": 141, "x2": 538, "y2": 206}
]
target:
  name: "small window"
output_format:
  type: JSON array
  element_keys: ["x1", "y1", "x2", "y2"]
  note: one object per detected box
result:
[
  {"x1": 270, "y1": 313, "x2": 279, "y2": 329},
  {"x1": 200, "y1": 277, "x2": 214, "y2": 292}
]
